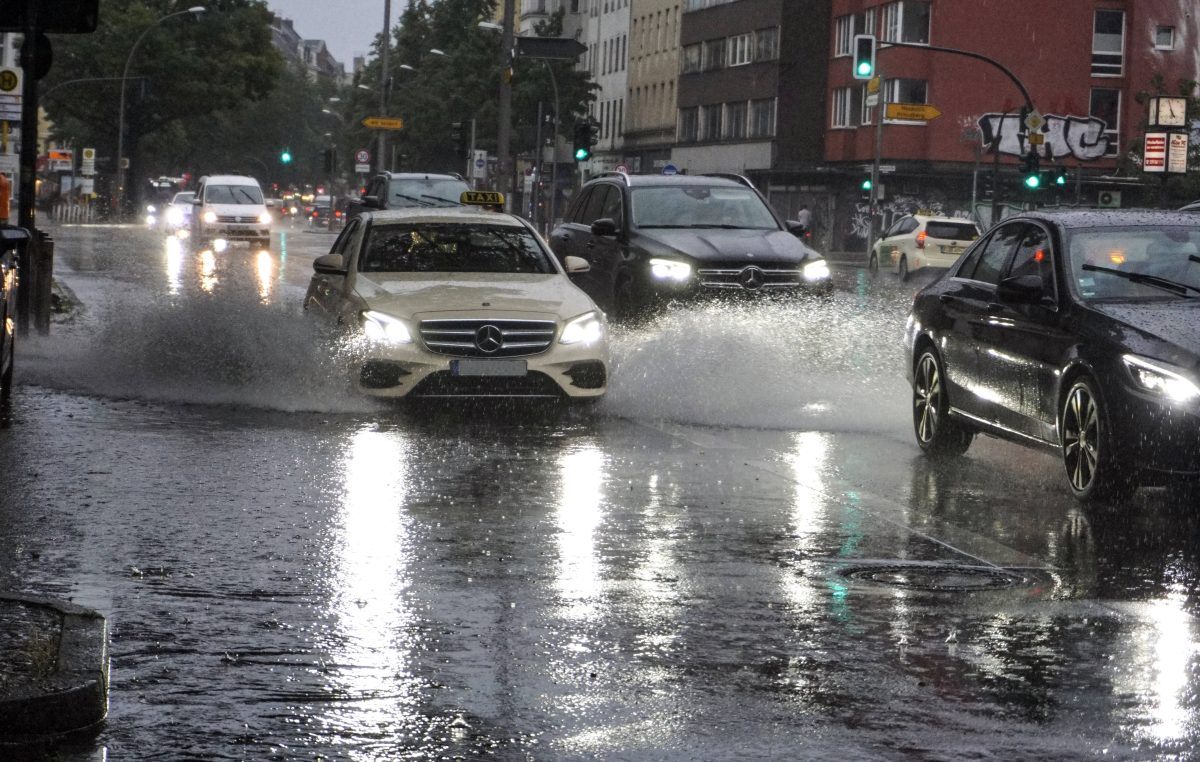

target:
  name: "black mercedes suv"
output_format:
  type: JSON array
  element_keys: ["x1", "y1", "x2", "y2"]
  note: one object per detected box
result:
[
  {"x1": 547, "y1": 173, "x2": 831, "y2": 318},
  {"x1": 347, "y1": 172, "x2": 471, "y2": 219}
]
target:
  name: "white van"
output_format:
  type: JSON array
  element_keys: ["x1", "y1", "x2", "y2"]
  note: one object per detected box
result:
[{"x1": 191, "y1": 175, "x2": 272, "y2": 249}]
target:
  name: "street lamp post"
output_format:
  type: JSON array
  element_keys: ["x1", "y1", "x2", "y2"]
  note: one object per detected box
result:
[
  {"x1": 115, "y1": 6, "x2": 206, "y2": 218},
  {"x1": 377, "y1": 0, "x2": 392, "y2": 173}
]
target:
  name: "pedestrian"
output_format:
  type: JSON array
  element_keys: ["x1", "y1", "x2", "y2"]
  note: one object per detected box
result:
[
  {"x1": 794, "y1": 204, "x2": 812, "y2": 233},
  {"x1": 0, "y1": 171, "x2": 10, "y2": 225}
]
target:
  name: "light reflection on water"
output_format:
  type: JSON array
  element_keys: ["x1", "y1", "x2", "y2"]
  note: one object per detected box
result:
[
  {"x1": 324, "y1": 427, "x2": 418, "y2": 737},
  {"x1": 555, "y1": 444, "x2": 606, "y2": 621},
  {"x1": 255, "y1": 249, "x2": 274, "y2": 304}
]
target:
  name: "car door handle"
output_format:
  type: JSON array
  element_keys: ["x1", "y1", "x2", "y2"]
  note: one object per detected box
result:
[
  {"x1": 938, "y1": 294, "x2": 960, "y2": 304},
  {"x1": 556, "y1": 233, "x2": 571, "y2": 242},
  {"x1": 985, "y1": 302, "x2": 1005, "y2": 314}
]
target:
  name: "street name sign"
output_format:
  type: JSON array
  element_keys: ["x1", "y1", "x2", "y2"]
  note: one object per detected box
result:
[
  {"x1": 361, "y1": 116, "x2": 404, "y2": 130},
  {"x1": 515, "y1": 36, "x2": 588, "y2": 61},
  {"x1": 885, "y1": 103, "x2": 942, "y2": 122}
]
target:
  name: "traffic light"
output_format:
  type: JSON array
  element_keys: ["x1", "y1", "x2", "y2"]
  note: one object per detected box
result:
[
  {"x1": 280, "y1": 149, "x2": 293, "y2": 165},
  {"x1": 1053, "y1": 167, "x2": 1068, "y2": 187},
  {"x1": 1021, "y1": 151, "x2": 1040, "y2": 189},
  {"x1": 451, "y1": 122, "x2": 468, "y2": 159},
  {"x1": 860, "y1": 177, "x2": 872, "y2": 196},
  {"x1": 573, "y1": 121, "x2": 597, "y2": 162},
  {"x1": 852, "y1": 35, "x2": 876, "y2": 80}
]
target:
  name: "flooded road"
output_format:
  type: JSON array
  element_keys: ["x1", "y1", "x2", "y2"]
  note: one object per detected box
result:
[{"x1": 2, "y1": 224, "x2": 1199, "y2": 760}]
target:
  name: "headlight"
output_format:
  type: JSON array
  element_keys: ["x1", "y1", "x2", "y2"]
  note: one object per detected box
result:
[
  {"x1": 290, "y1": 206, "x2": 299, "y2": 215},
  {"x1": 361, "y1": 310, "x2": 413, "y2": 344},
  {"x1": 649, "y1": 258, "x2": 691, "y2": 282},
  {"x1": 258, "y1": 211, "x2": 273, "y2": 224},
  {"x1": 146, "y1": 205, "x2": 157, "y2": 213},
  {"x1": 145, "y1": 215, "x2": 156, "y2": 226},
  {"x1": 559, "y1": 311, "x2": 604, "y2": 346},
  {"x1": 1123, "y1": 354, "x2": 1200, "y2": 402},
  {"x1": 202, "y1": 210, "x2": 218, "y2": 224},
  {"x1": 166, "y1": 208, "x2": 184, "y2": 225},
  {"x1": 803, "y1": 259, "x2": 831, "y2": 281}
]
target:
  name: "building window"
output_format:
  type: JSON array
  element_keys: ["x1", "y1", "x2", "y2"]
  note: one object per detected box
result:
[
  {"x1": 749, "y1": 98, "x2": 776, "y2": 137},
  {"x1": 884, "y1": 77, "x2": 927, "y2": 106},
  {"x1": 881, "y1": 1, "x2": 929, "y2": 44},
  {"x1": 681, "y1": 43, "x2": 702, "y2": 73},
  {"x1": 725, "y1": 100, "x2": 748, "y2": 139},
  {"x1": 728, "y1": 33, "x2": 752, "y2": 66},
  {"x1": 701, "y1": 103, "x2": 722, "y2": 140},
  {"x1": 860, "y1": 83, "x2": 875, "y2": 124},
  {"x1": 831, "y1": 87, "x2": 862, "y2": 128},
  {"x1": 754, "y1": 28, "x2": 779, "y2": 61},
  {"x1": 702, "y1": 38, "x2": 726, "y2": 71},
  {"x1": 1089, "y1": 88, "x2": 1120, "y2": 157},
  {"x1": 679, "y1": 107, "x2": 699, "y2": 142},
  {"x1": 835, "y1": 15, "x2": 854, "y2": 57},
  {"x1": 1155, "y1": 25, "x2": 1175, "y2": 50},
  {"x1": 1092, "y1": 9, "x2": 1124, "y2": 76}
]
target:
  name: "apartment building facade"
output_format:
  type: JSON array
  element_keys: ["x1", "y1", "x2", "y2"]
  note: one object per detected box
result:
[
  {"x1": 624, "y1": 0, "x2": 681, "y2": 173},
  {"x1": 824, "y1": 0, "x2": 1200, "y2": 250}
]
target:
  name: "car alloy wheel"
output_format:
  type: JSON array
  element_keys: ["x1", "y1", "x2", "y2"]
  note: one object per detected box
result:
[
  {"x1": 1061, "y1": 377, "x2": 1134, "y2": 502},
  {"x1": 913, "y1": 348, "x2": 972, "y2": 456}
]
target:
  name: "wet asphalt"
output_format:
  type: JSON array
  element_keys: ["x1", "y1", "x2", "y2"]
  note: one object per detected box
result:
[{"x1": 1, "y1": 223, "x2": 1199, "y2": 761}]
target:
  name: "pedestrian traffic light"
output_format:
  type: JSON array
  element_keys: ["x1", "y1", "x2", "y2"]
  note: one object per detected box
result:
[
  {"x1": 451, "y1": 122, "x2": 468, "y2": 159},
  {"x1": 573, "y1": 121, "x2": 597, "y2": 162},
  {"x1": 1021, "y1": 151, "x2": 1040, "y2": 189},
  {"x1": 852, "y1": 35, "x2": 876, "y2": 80},
  {"x1": 280, "y1": 149, "x2": 293, "y2": 165}
]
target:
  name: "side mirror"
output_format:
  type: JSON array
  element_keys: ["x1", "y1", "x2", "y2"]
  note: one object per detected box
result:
[
  {"x1": 313, "y1": 252, "x2": 347, "y2": 275},
  {"x1": 564, "y1": 255, "x2": 591, "y2": 274},
  {"x1": 997, "y1": 274, "x2": 1045, "y2": 304},
  {"x1": 191, "y1": 198, "x2": 203, "y2": 205},
  {"x1": 0, "y1": 226, "x2": 30, "y2": 249},
  {"x1": 361, "y1": 195, "x2": 382, "y2": 209},
  {"x1": 787, "y1": 221, "x2": 807, "y2": 236},
  {"x1": 590, "y1": 217, "x2": 618, "y2": 237}
]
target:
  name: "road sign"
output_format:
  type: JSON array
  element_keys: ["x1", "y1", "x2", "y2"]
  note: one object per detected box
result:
[
  {"x1": 885, "y1": 103, "x2": 942, "y2": 122},
  {"x1": 1028, "y1": 133, "x2": 1045, "y2": 145},
  {"x1": 866, "y1": 76, "x2": 881, "y2": 95},
  {"x1": 81, "y1": 147, "x2": 95, "y2": 174},
  {"x1": 514, "y1": 36, "x2": 588, "y2": 61},
  {"x1": 361, "y1": 116, "x2": 404, "y2": 130},
  {"x1": 662, "y1": 163, "x2": 678, "y2": 176},
  {"x1": 0, "y1": 68, "x2": 18, "y2": 92},
  {"x1": 615, "y1": 163, "x2": 629, "y2": 174},
  {"x1": 865, "y1": 93, "x2": 879, "y2": 108},
  {"x1": 1024, "y1": 110, "x2": 1045, "y2": 132},
  {"x1": 355, "y1": 163, "x2": 371, "y2": 173},
  {"x1": 472, "y1": 149, "x2": 487, "y2": 180},
  {"x1": 355, "y1": 148, "x2": 370, "y2": 163}
]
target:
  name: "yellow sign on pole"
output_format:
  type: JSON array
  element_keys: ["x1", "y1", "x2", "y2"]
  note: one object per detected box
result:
[
  {"x1": 361, "y1": 116, "x2": 405, "y2": 130},
  {"x1": 884, "y1": 103, "x2": 942, "y2": 122},
  {"x1": 866, "y1": 76, "x2": 881, "y2": 95}
]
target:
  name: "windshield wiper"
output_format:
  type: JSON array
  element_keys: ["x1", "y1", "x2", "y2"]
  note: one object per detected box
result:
[
  {"x1": 422, "y1": 194, "x2": 463, "y2": 206},
  {"x1": 1082, "y1": 263, "x2": 1200, "y2": 297},
  {"x1": 391, "y1": 193, "x2": 432, "y2": 206}
]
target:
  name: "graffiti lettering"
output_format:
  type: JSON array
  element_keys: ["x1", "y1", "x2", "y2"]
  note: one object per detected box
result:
[{"x1": 977, "y1": 113, "x2": 1110, "y2": 161}]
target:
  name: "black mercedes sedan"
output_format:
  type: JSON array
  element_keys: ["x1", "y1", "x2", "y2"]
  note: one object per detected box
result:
[{"x1": 904, "y1": 210, "x2": 1200, "y2": 502}]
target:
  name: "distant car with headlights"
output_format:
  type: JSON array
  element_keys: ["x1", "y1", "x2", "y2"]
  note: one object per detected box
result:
[
  {"x1": 304, "y1": 199, "x2": 609, "y2": 401},
  {"x1": 905, "y1": 209, "x2": 1200, "y2": 502},
  {"x1": 161, "y1": 191, "x2": 195, "y2": 232},
  {"x1": 870, "y1": 214, "x2": 980, "y2": 280},
  {"x1": 546, "y1": 173, "x2": 831, "y2": 319},
  {"x1": 190, "y1": 174, "x2": 272, "y2": 249}
]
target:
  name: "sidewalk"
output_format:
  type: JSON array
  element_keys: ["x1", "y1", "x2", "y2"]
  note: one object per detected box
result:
[
  {"x1": 825, "y1": 250, "x2": 869, "y2": 267},
  {"x1": 0, "y1": 593, "x2": 108, "y2": 746}
]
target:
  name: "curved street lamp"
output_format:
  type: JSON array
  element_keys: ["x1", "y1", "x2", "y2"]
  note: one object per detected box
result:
[
  {"x1": 320, "y1": 108, "x2": 346, "y2": 124},
  {"x1": 116, "y1": 6, "x2": 207, "y2": 217}
]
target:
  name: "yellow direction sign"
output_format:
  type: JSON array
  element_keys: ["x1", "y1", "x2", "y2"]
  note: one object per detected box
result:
[
  {"x1": 866, "y1": 76, "x2": 881, "y2": 95},
  {"x1": 885, "y1": 103, "x2": 942, "y2": 122},
  {"x1": 361, "y1": 116, "x2": 404, "y2": 130}
]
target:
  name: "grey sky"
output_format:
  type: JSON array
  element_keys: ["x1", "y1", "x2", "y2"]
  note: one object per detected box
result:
[{"x1": 264, "y1": 0, "x2": 402, "y2": 70}]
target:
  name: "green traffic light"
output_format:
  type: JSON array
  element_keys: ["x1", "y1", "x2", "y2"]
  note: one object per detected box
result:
[
  {"x1": 1055, "y1": 174, "x2": 1066, "y2": 186},
  {"x1": 280, "y1": 150, "x2": 293, "y2": 164},
  {"x1": 861, "y1": 178, "x2": 872, "y2": 190},
  {"x1": 856, "y1": 62, "x2": 872, "y2": 77},
  {"x1": 1024, "y1": 174, "x2": 1041, "y2": 189},
  {"x1": 574, "y1": 147, "x2": 590, "y2": 161}
]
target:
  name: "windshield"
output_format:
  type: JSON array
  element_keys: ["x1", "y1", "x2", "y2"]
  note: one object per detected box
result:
[
  {"x1": 630, "y1": 186, "x2": 779, "y2": 229},
  {"x1": 205, "y1": 184, "x2": 264, "y2": 205},
  {"x1": 171, "y1": 192, "x2": 195, "y2": 205},
  {"x1": 360, "y1": 222, "x2": 555, "y2": 274},
  {"x1": 1069, "y1": 227, "x2": 1200, "y2": 300},
  {"x1": 925, "y1": 221, "x2": 979, "y2": 241},
  {"x1": 388, "y1": 178, "x2": 470, "y2": 207}
]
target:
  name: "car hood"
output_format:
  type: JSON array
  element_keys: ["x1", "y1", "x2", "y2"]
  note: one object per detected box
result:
[
  {"x1": 204, "y1": 203, "x2": 266, "y2": 215},
  {"x1": 1091, "y1": 301, "x2": 1200, "y2": 369},
  {"x1": 352, "y1": 272, "x2": 598, "y2": 320},
  {"x1": 634, "y1": 228, "x2": 820, "y2": 264}
]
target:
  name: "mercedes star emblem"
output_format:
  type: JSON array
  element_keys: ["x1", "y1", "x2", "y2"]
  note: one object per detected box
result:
[
  {"x1": 738, "y1": 266, "x2": 765, "y2": 290},
  {"x1": 475, "y1": 324, "x2": 504, "y2": 353}
]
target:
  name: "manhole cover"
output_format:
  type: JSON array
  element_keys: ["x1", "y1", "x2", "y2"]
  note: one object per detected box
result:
[{"x1": 838, "y1": 562, "x2": 1025, "y2": 591}]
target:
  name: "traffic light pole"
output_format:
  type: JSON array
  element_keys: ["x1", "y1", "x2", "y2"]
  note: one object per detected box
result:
[{"x1": 868, "y1": 69, "x2": 885, "y2": 258}]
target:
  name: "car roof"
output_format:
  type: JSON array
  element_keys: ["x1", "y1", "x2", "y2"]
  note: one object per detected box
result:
[
  {"x1": 203, "y1": 175, "x2": 260, "y2": 186},
  {"x1": 382, "y1": 172, "x2": 467, "y2": 181},
  {"x1": 362, "y1": 208, "x2": 529, "y2": 227},
  {"x1": 587, "y1": 174, "x2": 747, "y2": 189},
  {"x1": 1005, "y1": 209, "x2": 1200, "y2": 230},
  {"x1": 911, "y1": 215, "x2": 978, "y2": 225}
]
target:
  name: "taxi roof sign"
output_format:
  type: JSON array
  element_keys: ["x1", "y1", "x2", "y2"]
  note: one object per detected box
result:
[{"x1": 460, "y1": 190, "x2": 505, "y2": 206}]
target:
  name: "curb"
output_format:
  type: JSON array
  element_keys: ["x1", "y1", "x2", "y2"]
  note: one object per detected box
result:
[{"x1": 0, "y1": 593, "x2": 109, "y2": 745}]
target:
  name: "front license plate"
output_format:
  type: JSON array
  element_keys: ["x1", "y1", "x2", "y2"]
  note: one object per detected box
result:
[{"x1": 451, "y1": 359, "x2": 528, "y2": 377}]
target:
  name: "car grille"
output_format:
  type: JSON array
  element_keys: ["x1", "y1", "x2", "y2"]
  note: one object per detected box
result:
[
  {"x1": 696, "y1": 265, "x2": 803, "y2": 290},
  {"x1": 409, "y1": 371, "x2": 563, "y2": 398},
  {"x1": 419, "y1": 319, "x2": 556, "y2": 358},
  {"x1": 216, "y1": 215, "x2": 260, "y2": 224}
]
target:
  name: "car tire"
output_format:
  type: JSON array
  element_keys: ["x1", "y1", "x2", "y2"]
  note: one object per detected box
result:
[
  {"x1": 1060, "y1": 376, "x2": 1137, "y2": 503},
  {"x1": 612, "y1": 272, "x2": 644, "y2": 322},
  {"x1": 912, "y1": 347, "x2": 973, "y2": 457},
  {"x1": 867, "y1": 253, "x2": 879, "y2": 275},
  {"x1": 898, "y1": 255, "x2": 910, "y2": 281}
]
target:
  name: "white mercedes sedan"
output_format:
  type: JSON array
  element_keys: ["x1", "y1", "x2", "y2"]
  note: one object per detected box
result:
[{"x1": 304, "y1": 205, "x2": 609, "y2": 401}]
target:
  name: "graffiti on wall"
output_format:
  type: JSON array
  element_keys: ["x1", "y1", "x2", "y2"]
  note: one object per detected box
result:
[
  {"x1": 845, "y1": 193, "x2": 974, "y2": 250},
  {"x1": 977, "y1": 113, "x2": 1110, "y2": 161}
]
